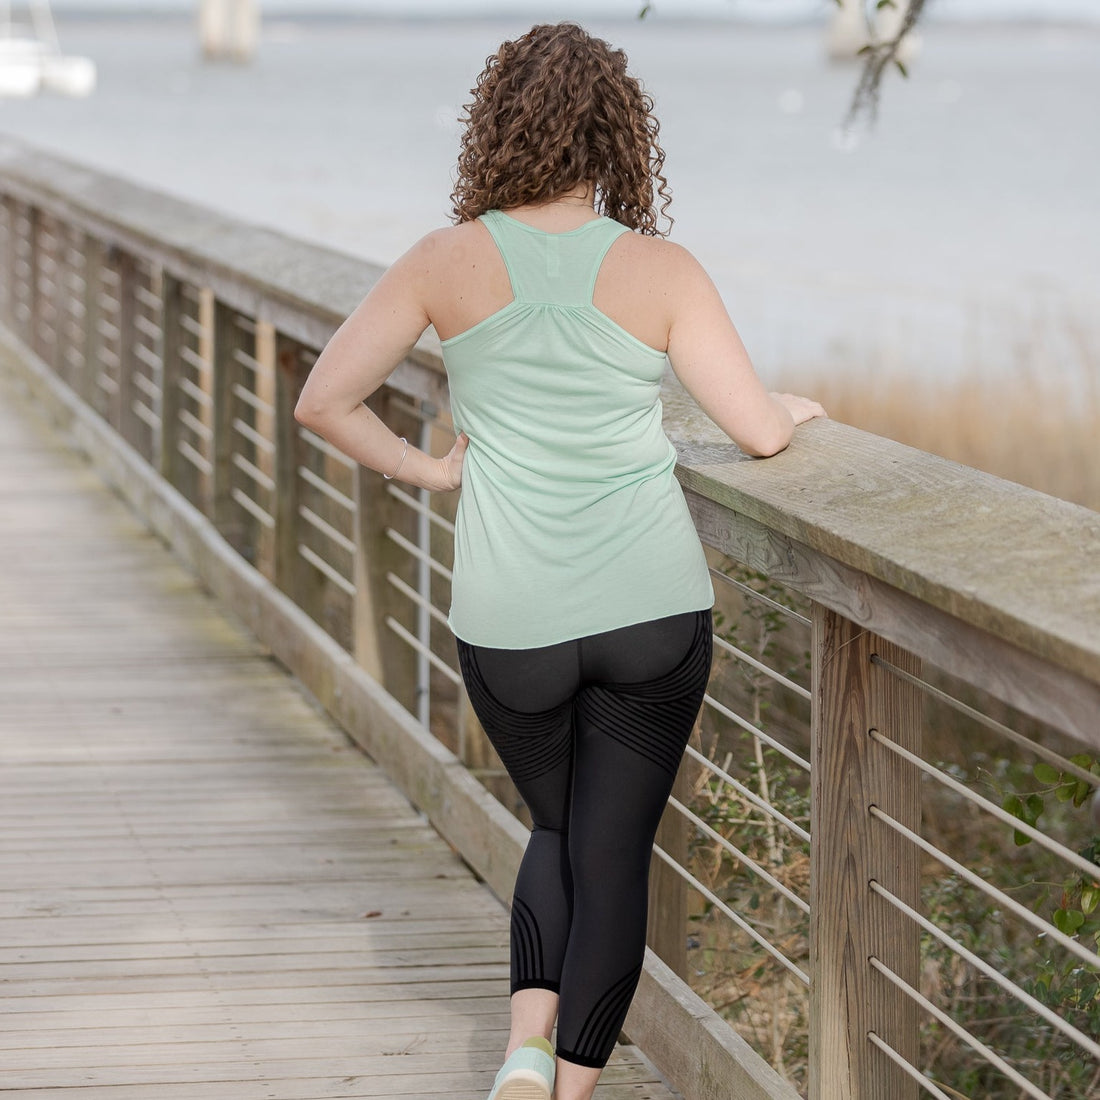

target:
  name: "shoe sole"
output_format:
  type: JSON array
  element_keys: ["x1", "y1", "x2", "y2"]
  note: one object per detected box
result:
[{"x1": 494, "y1": 1068, "x2": 553, "y2": 1100}]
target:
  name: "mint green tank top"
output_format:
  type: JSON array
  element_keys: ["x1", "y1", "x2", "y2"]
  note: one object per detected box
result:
[{"x1": 440, "y1": 209, "x2": 714, "y2": 648}]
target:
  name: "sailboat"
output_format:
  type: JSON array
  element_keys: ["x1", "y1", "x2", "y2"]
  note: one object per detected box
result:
[{"x1": 0, "y1": 0, "x2": 96, "y2": 97}]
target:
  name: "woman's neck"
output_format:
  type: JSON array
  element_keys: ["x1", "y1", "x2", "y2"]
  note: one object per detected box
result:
[{"x1": 503, "y1": 184, "x2": 599, "y2": 231}]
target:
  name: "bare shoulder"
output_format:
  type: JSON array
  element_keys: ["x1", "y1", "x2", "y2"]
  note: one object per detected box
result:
[
  {"x1": 402, "y1": 221, "x2": 485, "y2": 264},
  {"x1": 603, "y1": 231, "x2": 709, "y2": 291}
]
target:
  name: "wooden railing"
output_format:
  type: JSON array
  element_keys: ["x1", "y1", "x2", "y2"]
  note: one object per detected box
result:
[{"x1": 3, "y1": 139, "x2": 1098, "y2": 1100}]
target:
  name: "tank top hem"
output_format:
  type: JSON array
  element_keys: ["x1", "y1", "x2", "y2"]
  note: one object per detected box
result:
[{"x1": 447, "y1": 593, "x2": 716, "y2": 651}]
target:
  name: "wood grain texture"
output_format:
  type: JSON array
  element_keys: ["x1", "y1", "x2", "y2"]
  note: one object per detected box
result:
[
  {"x1": 809, "y1": 607, "x2": 922, "y2": 1100},
  {"x1": 685, "y1": 489, "x2": 1100, "y2": 752},
  {"x1": 2, "y1": 314, "x2": 798, "y2": 1100},
  {"x1": 667, "y1": 379, "x2": 1100, "y2": 688},
  {"x1": 0, "y1": 352, "x2": 676, "y2": 1100}
]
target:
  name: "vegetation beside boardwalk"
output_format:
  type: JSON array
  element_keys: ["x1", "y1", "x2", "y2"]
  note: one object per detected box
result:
[{"x1": 690, "y1": 559, "x2": 1100, "y2": 1098}]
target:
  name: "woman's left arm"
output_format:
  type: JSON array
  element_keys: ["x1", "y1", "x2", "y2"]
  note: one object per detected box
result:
[{"x1": 294, "y1": 236, "x2": 468, "y2": 492}]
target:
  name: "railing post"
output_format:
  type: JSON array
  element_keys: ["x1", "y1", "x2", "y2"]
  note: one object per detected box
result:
[
  {"x1": 158, "y1": 273, "x2": 187, "y2": 491},
  {"x1": 272, "y1": 332, "x2": 305, "y2": 599},
  {"x1": 116, "y1": 251, "x2": 141, "y2": 446},
  {"x1": 81, "y1": 235, "x2": 105, "y2": 409},
  {"x1": 25, "y1": 204, "x2": 42, "y2": 359},
  {"x1": 211, "y1": 300, "x2": 243, "y2": 537},
  {"x1": 648, "y1": 763, "x2": 690, "y2": 978},
  {"x1": 0, "y1": 196, "x2": 11, "y2": 329},
  {"x1": 810, "y1": 604, "x2": 921, "y2": 1100},
  {"x1": 353, "y1": 391, "x2": 420, "y2": 708}
]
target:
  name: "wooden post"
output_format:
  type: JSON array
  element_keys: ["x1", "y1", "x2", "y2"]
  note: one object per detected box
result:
[
  {"x1": 352, "y1": 391, "x2": 419, "y2": 709},
  {"x1": 648, "y1": 762, "x2": 690, "y2": 978},
  {"x1": 26, "y1": 204, "x2": 42, "y2": 357},
  {"x1": 80, "y1": 235, "x2": 105, "y2": 410},
  {"x1": 0, "y1": 196, "x2": 10, "y2": 329},
  {"x1": 252, "y1": 320, "x2": 278, "y2": 582},
  {"x1": 55, "y1": 224, "x2": 80, "y2": 391},
  {"x1": 210, "y1": 298, "x2": 246, "y2": 535},
  {"x1": 115, "y1": 251, "x2": 140, "y2": 446},
  {"x1": 272, "y1": 332, "x2": 305, "y2": 599},
  {"x1": 810, "y1": 604, "x2": 921, "y2": 1100},
  {"x1": 158, "y1": 274, "x2": 186, "y2": 492},
  {"x1": 34, "y1": 214, "x2": 62, "y2": 376}
]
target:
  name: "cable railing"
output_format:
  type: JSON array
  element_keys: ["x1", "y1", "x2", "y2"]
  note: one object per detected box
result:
[{"x1": 2, "y1": 139, "x2": 1097, "y2": 1100}]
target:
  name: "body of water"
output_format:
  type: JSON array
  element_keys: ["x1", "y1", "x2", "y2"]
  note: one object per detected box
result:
[{"x1": 2, "y1": 14, "x2": 1098, "y2": 389}]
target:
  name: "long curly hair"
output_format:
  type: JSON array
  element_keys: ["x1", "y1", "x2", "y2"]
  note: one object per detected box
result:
[{"x1": 450, "y1": 23, "x2": 673, "y2": 237}]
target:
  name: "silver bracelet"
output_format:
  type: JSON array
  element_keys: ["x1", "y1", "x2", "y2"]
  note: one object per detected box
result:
[{"x1": 383, "y1": 437, "x2": 409, "y2": 481}]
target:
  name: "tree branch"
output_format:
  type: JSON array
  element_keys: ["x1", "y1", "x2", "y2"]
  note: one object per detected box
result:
[{"x1": 845, "y1": 0, "x2": 929, "y2": 127}]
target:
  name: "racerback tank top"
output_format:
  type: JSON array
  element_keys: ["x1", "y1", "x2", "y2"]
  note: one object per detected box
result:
[{"x1": 440, "y1": 209, "x2": 714, "y2": 648}]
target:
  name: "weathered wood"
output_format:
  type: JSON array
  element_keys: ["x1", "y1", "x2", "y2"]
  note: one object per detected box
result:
[
  {"x1": 2, "y1": 325, "x2": 784, "y2": 1100},
  {"x1": 114, "y1": 249, "x2": 142, "y2": 448},
  {"x1": 0, "y1": 339, "x2": 677, "y2": 1100},
  {"x1": 809, "y1": 605, "x2": 921, "y2": 1100},
  {"x1": 211, "y1": 298, "x2": 250, "y2": 550},
  {"x1": 647, "y1": 762, "x2": 690, "y2": 978},
  {"x1": 156, "y1": 272, "x2": 184, "y2": 489},
  {"x1": 79, "y1": 231, "x2": 105, "y2": 409},
  {"x1": 685, "y1": 490, "x2": 1100, "y2": 751},
  {"x1": 355, "y1": 389, "x2": 422, "y2": 707},
  {"x1": 668, "y1": 388, "x2": 1100, "y2": 688},
  {"x1": 251, "y1": 319, "x2": 278, "y2": 579},
  {"x1": 272, "y1": 331, "x2": 305, "y2": 597}
]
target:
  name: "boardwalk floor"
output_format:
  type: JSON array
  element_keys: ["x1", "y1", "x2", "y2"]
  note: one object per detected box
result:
[{"x1": 0, "y1": 362, "x2": 678, "y2": 1099}]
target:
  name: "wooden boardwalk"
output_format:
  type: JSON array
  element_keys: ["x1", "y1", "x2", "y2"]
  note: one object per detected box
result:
[{"x1": 0, "y1": 365, "x2": 677, "y2": 1099}]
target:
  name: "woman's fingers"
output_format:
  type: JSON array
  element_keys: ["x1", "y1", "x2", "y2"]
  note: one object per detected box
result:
[
  {"x1": 440, "y1": 431, "x2": 469, "y2": 491},
  {"x1": 772, "y1": 393, "x2": 827, "y2": 426}
]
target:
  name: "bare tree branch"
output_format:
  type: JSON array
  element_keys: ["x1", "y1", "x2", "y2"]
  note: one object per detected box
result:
[
  {"x1": 638, "y1": 0, "x2": 932, "y2": 129},
  {"x1": 845, "y1": 0, "x2": 929, "y2": 127}
]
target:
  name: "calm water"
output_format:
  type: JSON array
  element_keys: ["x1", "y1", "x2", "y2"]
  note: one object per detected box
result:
[{"x1": 3, "y1": 15, "x2": 1098, "y2": 388}]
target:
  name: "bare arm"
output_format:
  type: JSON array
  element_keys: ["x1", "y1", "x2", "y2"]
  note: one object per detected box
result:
[
  {"x1": 664, "y1": 244, "x2": 824, "y2": 457},
  {"x1": 294, "y1": 233, "x2": 468, "y2": 491}
]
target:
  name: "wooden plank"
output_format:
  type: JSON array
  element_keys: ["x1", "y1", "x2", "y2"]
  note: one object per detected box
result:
[
  {"x1": 0, "y1": 349, "x2": 678, "y2": 1100},
  {"x1": 0, "y1": 327, "x2": 771, "y2": 1100}
]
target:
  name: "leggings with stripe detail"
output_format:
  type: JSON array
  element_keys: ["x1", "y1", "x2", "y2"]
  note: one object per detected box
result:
[{"x1": 456, "y1": 609, "x2": 712, "y2": 1068}]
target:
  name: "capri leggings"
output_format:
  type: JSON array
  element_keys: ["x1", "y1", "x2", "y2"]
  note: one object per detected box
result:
[{"x1": 456, "y1": 609, "x2": 712, "y2": 1069}]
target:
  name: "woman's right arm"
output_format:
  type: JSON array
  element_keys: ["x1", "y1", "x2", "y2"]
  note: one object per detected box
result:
[{"x1": 663, "y1": 243, "x2": 824, "y2": 457}]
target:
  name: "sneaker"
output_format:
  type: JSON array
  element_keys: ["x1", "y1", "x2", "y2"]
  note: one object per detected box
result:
[{"x1": 487, "y1": 1036, "x2": 555, "y2": 1100}]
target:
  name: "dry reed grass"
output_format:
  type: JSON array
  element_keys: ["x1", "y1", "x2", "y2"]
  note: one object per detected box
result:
[{"x1": 778, "y1": 365, "x2": 1100, "y2": 513}]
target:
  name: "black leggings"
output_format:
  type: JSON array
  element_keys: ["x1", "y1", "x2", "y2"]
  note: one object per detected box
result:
[{"x1": 456, "y1": 609, "x2": 712, "y2": 1069}]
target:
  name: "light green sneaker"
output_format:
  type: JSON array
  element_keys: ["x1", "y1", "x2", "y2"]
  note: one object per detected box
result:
[{"x1": 487, "y1": 1036, "x2": 555, "y2": 1100}]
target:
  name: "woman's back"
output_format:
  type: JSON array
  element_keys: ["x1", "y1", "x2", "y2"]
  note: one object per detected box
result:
[
  {"x1": 435, "y1": 209, "x2": 714, "y2": 649},
  {"x1": 422, "y1": 208, "x2": 678, "y2": 354}
]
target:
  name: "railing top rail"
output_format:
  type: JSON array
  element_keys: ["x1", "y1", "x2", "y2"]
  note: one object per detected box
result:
[{"x1": 5, "y1": 137, "x2": 1097, "y2": 685}]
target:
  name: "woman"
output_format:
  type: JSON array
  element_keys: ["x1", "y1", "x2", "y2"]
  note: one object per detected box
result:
[{"x1": 295, "y1": 22, "x2": 824, "y2": 1100}]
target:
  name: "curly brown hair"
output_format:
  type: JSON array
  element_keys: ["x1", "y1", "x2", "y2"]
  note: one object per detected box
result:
[{"x1": 450, "y1": 23, "x2": 673, "y2": 237}]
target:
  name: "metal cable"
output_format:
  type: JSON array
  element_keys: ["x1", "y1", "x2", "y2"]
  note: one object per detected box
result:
[
  {"x1": 870, "y1": 806, "x2": 1100, "y2": 972},
  {"x1": 870, "y1": 729, "x2": 1100, "y2": 881},
  {"x1": 869, "y1": 880, "x2": 1100, "y2": 1061},
  {"x1": 871, "y1": 654, "x2": 1099, "y2": 789},
  {"x1": 869, "y1": 957, "x2": 1051, "y2": 1100},
  {"x1": 651, "y1": 844, "x2": 809, "y2": 985}
]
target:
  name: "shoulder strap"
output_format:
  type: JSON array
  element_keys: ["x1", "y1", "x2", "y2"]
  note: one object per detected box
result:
[{"x1": 479, "y1": 211, "x2": 629, "y2": 306}]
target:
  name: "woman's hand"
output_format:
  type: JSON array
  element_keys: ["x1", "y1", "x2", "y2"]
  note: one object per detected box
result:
[
  {"x1": 771, "y1": 393, "x2": 827, "y2": 426},
  {"x1": 431, "y1": 431, "x2": 469, "y2": 492}
]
